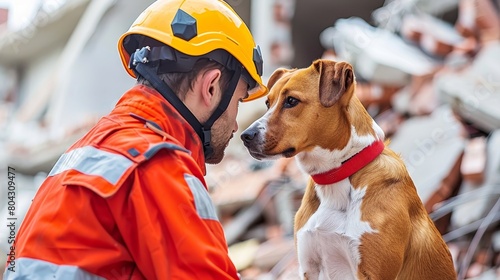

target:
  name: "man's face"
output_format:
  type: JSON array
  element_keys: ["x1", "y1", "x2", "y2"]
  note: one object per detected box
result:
[{"x1": 205, "y1": 78, "x2": 249, "y2": 164}]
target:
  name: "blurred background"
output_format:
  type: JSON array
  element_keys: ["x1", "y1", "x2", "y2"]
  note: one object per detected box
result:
[{"x1": 1, "y1": 0, "x2": 500, "y2": 279}]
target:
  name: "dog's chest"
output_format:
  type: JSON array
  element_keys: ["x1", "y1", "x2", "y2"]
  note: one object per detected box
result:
[{"x1": 297, "y1": 181, "x2": 376, "y2": 278}]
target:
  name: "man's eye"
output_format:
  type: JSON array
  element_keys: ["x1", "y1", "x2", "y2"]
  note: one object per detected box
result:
[
  {"x1": 265, "y1": 100, "x2": 270, "y2": 109},
  {"x1": 284, "y1": 96, "x2": 299, "y2": 108}
]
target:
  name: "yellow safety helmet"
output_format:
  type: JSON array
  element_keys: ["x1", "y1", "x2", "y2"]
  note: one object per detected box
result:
[{"x1": 118, "y1": 0, "x2": 267, "y2": 102}]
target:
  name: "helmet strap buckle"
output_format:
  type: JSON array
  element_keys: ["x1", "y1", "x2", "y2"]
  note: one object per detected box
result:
[{"x1": 129, "y1": 46, "x2": 151, "y2": 69}]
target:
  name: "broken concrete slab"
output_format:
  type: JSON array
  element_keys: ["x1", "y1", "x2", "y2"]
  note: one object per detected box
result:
[
  {"x1": 389, "y1": 105, "x2": 466, "y2": 204},
  {"x1": 451, "y1": 129, "x2": 500, "y2": 229}
]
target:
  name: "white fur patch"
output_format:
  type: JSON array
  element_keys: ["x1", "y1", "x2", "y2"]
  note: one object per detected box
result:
[
  {"x1": 296, "y1": 121, "x2": 384, "y2": 175},
  {"x1": 251, "y1": 106, "x2": 272, "y2": 145},
  {"x1": 297, "y1": 181, "x2": 376, "y2": 279}
]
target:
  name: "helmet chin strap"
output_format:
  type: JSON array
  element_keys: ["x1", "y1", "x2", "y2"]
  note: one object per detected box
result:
[
  {"x1": 132, "y1": 54, "x2": 242, "y2": 159},
  {"x1": 201, "y1": 66, "x2": 241, "y2": 158}
]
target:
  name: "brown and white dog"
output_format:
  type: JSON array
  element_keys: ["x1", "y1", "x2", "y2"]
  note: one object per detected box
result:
[{"x1": 241, "y1": 59, "x2": 456, "y2": 280}]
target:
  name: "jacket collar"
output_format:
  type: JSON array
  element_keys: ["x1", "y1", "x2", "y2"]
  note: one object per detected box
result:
[{"x1": 114, "y1": 85, "x2": 206, "y2": 174}]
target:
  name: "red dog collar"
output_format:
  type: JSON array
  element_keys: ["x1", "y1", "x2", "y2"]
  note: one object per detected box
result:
[{"x1": 311, "y1": 140, "x2": 385, "y2": 185}]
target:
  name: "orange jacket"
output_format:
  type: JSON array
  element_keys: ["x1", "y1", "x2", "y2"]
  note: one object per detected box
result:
[{"x1": 5, "y1": 85, "x2": 239, "y2": 279}]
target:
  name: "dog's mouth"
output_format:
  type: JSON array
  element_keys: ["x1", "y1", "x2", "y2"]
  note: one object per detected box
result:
[
  {"x1": 248, "y1": 150, "x2": 267, "y2": 160},
  {"x1": 282, "y1": 147, "x2": 296, "y2": 158},
  {"x1": 247, "y1": 147, "x2": 296, "y2": 160}
]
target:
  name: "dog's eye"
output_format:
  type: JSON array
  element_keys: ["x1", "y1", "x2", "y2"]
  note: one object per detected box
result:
[
  {"x1": 284, "y1": 96, "x2": 299, "y2": 108},
  {"x1": 265, "y1": 100, "x2": 270, "y2": 109}
]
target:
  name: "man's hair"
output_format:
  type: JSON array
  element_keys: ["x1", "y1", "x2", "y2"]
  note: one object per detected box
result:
[{"x1": 137, "y1": 59, "x2": 233, "y2": 100}]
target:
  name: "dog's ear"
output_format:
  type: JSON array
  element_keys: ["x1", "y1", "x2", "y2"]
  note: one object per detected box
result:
[
  {"x1": 315, "y1": 60, "x2": 354, "y2": 107},
  {"x1": 267, "y1": 68, "x2": 296, "y2": 90}
]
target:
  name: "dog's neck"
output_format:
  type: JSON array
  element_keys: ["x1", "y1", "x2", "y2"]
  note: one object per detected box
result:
[
  {"x1": 295, "y1": 97, "x2": 385, "y2": 182},
  {"x1": 296, "y1": 118, "x2": 384, "y2": 209},
  {"x1": 310, "y1": 140, "x2": 385, "y2": 185},
  {"x1": 296, "y1": 123, "x2": 383, "y2": 173}
]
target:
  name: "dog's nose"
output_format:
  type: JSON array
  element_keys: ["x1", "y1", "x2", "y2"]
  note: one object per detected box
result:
[{"x1": 241, "y1": 127, "x2": 258, "y2": 144}]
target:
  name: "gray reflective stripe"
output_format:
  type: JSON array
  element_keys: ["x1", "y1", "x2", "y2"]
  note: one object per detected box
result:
[
  {"x1": 3, "y1": 257, "x2": 105, "y2": 280},
  {"x1": 184, "y1": 174, "x2": 219, "y2": 221},
  {"x1": 144, "y1": 142, "x2": 190, "y2": 159},
  {"x1": 49, "y1": 146, "x2": 133, "y2": 185}
]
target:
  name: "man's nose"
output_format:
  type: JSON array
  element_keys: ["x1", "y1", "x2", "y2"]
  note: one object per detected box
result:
[{"x1": 234, "y1": 121, "x2": 238, "y2": 133}]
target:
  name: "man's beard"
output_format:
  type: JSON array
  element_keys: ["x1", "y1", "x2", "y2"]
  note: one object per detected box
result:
[{"x1": 205, "y1": 130, "x2": 232, "y2": 164}]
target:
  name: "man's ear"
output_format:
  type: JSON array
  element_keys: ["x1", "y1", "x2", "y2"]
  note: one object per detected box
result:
[
  {"x1": 201, "y1": 69, "x2": 222, "y2": 107},
  {"x1": 314, "y1": 59, "x2": 354, "y2": 107}
]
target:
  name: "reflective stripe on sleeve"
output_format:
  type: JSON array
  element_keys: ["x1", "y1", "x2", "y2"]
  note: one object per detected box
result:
[
  {"x1": 49, "y1": 146, "x2": 133, "y2": 185},
  {"x1": 3, "y1": 257, "x2": 105, "y2": 280},
  {"x1": 183, "y1": 174, "x2": 219, "y2": 221}
]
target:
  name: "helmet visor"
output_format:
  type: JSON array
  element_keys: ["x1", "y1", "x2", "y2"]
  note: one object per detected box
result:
[{"x1": 241, "y1": 69, "x2": 268, "y2": 102}]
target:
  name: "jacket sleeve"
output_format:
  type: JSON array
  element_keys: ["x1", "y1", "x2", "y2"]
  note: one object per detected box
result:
[{"x1": 106, "y1": 152, "x2": 239, "y2": 280}]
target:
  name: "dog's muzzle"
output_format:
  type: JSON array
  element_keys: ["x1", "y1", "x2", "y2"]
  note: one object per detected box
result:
[
  {"x1": 241, "y1": 124, "x2": 259, "y2": 147},
  {"x1": 241, "y1": 122, "x2": 267, "y2": 159}
]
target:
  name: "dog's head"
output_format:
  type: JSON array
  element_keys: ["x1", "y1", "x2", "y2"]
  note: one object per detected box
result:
[{"x1": 241, "y1": 59, "x2": 357, "y2": 160}]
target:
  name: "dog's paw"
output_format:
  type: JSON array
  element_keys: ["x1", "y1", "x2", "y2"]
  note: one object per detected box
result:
[{"x1": 300, "y1": 270, "x2": 320, "y2": 280}]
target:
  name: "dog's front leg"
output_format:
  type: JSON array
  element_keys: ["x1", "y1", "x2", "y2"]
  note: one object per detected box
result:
[
  {"x1": 297, "y1": 227, "x2": 322, "y2": 280},
  {"x1": 294, "y1": 179, "x2": 320, "y2": 235},
  {"x1": 295, "y1": 180, "x2": 323, "y2": 279}
]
